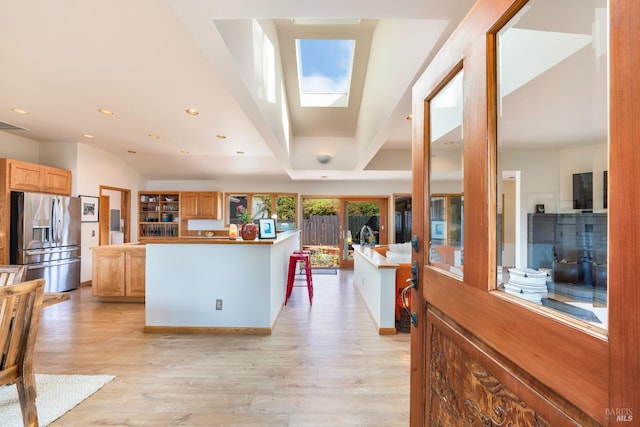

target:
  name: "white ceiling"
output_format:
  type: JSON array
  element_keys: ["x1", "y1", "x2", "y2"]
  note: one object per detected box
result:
[{"x1": 0, "y1": 0, "x2": 475, "y2": 182}]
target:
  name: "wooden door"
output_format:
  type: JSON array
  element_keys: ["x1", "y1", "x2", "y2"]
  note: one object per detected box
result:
[
  {"x1": 125, "y1": 250, "x2": 146, "y2": 297},
  {"x1": 197, "y1": 192, "x2": 220, "y2": 219},
  {"x1": 180, "y1": 192, "x2": 198, "y2": 219},
  {"x1": 8, "y1": 160, "x2": 44, "y2": 192},
  {"x1": 410, "y1": 0, "x2": 639, "y2": 425},
  {"x1": 92, "y1": 249, "x2": 125, "y2": 297},
  {"x1": 99, "y1": 195, "x2": 110, "y2": 246},
  {"x1": 42, "y1": 166, "x2": 71, "y2": 195}
]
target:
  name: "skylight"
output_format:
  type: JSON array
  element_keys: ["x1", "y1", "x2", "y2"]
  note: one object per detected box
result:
[{"x1": 295, "y1": 39, "x2": 355, "y2": 107}]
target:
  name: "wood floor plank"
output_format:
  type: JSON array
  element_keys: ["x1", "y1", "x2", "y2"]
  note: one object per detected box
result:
[{"x1": 34, "y1": 270, "x2": 410, "y2": 426}]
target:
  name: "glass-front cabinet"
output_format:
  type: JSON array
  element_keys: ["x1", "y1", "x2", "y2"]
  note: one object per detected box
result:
[{"x1": 138, "y1": 192, "x2": 180, "y2": 238}]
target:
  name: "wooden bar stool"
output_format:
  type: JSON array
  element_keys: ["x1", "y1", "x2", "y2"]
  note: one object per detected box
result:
[{"x1": 285, "y1": 252, "x2": 313, "y2": 305}]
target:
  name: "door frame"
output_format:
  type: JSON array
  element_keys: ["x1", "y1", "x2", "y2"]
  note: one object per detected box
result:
[
  {"x1": 98, "y1": 185, "x2": 131, "y2": 245},
  {"x1": 410, "y1": 0, "x2": 639, "y2": 425},
  {"x1": 338, "y1": 197, "x2": 388, "y2": 269}
]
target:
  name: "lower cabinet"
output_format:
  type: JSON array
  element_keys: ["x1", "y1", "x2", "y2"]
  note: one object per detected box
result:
[{"x1": 92, "y1": 245, "x2": 145, "y2": 299}]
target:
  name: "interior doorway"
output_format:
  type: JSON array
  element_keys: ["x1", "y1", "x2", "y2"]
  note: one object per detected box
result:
[
  {"x1": 300, "y1": 196, "x2": 388, "y2": 269},
  {"x1": 98, "y1": 186, "x2": 131, "y2": 245},
  {"x1": 394, "y1": 194, "x2": 412, "y2": 243}
]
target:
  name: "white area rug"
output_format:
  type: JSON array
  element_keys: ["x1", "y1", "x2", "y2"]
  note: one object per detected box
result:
[{"x1": 0, "y1": 374, "x2": 114, "y2": 427}]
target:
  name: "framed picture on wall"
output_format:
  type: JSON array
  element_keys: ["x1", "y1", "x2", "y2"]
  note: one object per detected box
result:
[
  {"x1": 258, "y1": 218, "x2": 277, "y2": 239},
  {"x1": 431, "y1": 220, "x2": 445, "y2": 240},
  {"x1": 80, "y1": 195, "x2": 100, "y2": 222}
]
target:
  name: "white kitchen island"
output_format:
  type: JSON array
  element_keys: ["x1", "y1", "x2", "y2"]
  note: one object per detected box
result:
[{"x1": 144, "y1": 230, "x2": 300, "y2": 334}]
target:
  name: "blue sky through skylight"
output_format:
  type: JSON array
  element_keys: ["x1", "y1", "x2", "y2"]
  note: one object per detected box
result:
[{"x1": 296, "y1": 39, "x2": 355, "y2": 107}]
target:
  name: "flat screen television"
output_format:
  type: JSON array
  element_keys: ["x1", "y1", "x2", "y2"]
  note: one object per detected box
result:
[
  {"x1": 603, "y1": 170, "x2": 608, "y2": 209},
  {"x1": 573, "y1": 172, "x2": 593, "y2": 210}
]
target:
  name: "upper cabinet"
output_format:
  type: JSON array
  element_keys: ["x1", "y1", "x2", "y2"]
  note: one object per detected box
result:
[
  {"x1": 180, "y1": 192, "x2": 221, "y2": 220},
  {"x1": 6, "y1": 159, "x2": 72, "y2": 195}
]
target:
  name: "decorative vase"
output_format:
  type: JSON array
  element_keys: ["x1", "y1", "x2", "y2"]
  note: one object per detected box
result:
[{"x1": 241, "y1": 223, "x2": 258, "y2": 240}]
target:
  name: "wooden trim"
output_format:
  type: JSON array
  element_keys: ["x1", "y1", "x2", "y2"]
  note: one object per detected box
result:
[
  {"x1": 378, "y1": 328, "x2": 397, "y2": 335},
  {"x1": 100, "y1": 185, "x2": 131, "y2": 242},
  {"x1": 609, "y1": 0, "x2": 640, "y2": 417},
  {"x1": 95, "y1": 296, "x2": 144, "y2": 303},
  {"x1": 409, "y1": 57, "x2": 427, "y2": 426},
  {"x1": 424, "y1": 267, "x2": 608, "y2": 422},
  {"x1": 143, "y1": 326, "x2": 272, "y2": 335},
  {"x1": 426, "y1": 309, "x2": 600, "y2": 426},
  {"x1": 98, "y1": 195, "x2": 110, "y2": 245}
]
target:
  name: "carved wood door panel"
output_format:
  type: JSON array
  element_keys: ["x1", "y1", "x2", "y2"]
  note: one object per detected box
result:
[{"x1": 410, "y1": 0, "x2": 639, "y2": 425}]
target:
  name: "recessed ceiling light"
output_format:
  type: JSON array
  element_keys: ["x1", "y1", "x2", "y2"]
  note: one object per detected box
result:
[
  {"x1": 127, "y1": 150, "x2": 136, "y2": 154},
  {"x1": 216, "y1": 134, "x2": 227, "y2": 139},
  {"x1": 148, "y1": 134, "x2": 160, "y2": 139},
  {"x1": 180, "y1": 150, "x2": 190, "y2": 154},
  {"x1": 236, "y1": 150, "x2": 244, "y2": 155},
  {"x1": 185, "y1": 108, "x2": 199, "y2": 116},
  {"x1": 406, "y1": 115, "x2": 413, "y2": 121},
  {"x1": 98, "y1": 109, "x2": 114, "y2": 115},
  {"x1": 83, "y1": 134, "x2": 94, "y2": 139},
  {"x1": 321, "y1": 175, "x2": 328, "y2": 179},
  {"x1": 11, "y1": 108, "x2": 29, "y2": 115}
]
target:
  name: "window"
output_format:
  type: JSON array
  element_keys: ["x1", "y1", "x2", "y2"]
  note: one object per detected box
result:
[
  {"x1": 429, "y1": 70, "x2": 464, "y2": 278},
  {"x1": 296, "y1": 38, "x2": 355, "y2": 107},
  {"x1": 226, "y1": 192, "x2": 297, "y2": 231},
  {"x1": 495, "y1": 0, "x2": 608, "y2": 330}
]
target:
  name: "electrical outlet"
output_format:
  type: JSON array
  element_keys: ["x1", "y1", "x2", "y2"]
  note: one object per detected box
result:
[{"x1": 216, "y1": 299, "x2": 223, "y2": 310}]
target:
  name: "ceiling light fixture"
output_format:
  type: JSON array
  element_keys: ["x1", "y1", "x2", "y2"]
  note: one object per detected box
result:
[
  {"x1": 316, "y1": 153, "x2": 333, "y2": 164},
  {"x1": 11, "y1": 108, "x2": 29, "y2": 115},
  {"x1": 83, "y1": 134, "x2": 94, "y2": 139},
  {"x1": 180, "y1": 150, "x2": 190, "y2": 154},
  {"x1": 98, "y1": 108, "x2": 114, "y2": 115},
  {"x1": 127, "y1": 150, "x2": 136, "y2": 154},
  {"x1": 185, "y1": 108, "x2": 199, "y2": 116},
  {"x1": 406, "y1": 115, "x2": 413, "y2": 121},
  {"x1": 236, "y1": 150, "x2": 245, "y2": 155},
  {"x1": 148, "y1": 134, "x2": 160, "y2": 139},
  {"x1": 216, "y1": 134, "x2": 227, "y2": 139}
]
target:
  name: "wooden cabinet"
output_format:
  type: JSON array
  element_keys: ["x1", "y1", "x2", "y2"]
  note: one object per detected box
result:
[
  {"x1": 138, "y1": 192, "x2": 180, "y2": 238},
  {"x1": 92, "y1": 245, "x2": 145, "y2": 300},
  {"x1": 7, "y1": 159, "x2": 71, "y2": 195},
  {"x1": 180, "y1": 191, "x2": 221, "y2": 219},
  {"x1": 0, "y1": 158, "x2": 72, "y2": 264},
  {"x1": 125, "y1": 249, "x2": 146, "y2": 297}
]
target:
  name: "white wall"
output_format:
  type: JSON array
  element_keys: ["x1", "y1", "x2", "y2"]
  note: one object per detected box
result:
[
  {"x1": 501, "y1": 143, "x2": 607, "y2": 267},
  {"x1": 0, "y1": 132, "x2": 40, "y2": 162},
  {"x1": 76, "y1": 144, "x2": 146, "y2": 282}
]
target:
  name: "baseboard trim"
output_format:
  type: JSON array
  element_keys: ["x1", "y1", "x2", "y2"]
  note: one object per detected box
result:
[{"x1": 143, "y1": 326, "x2": 272, "y2": 335}]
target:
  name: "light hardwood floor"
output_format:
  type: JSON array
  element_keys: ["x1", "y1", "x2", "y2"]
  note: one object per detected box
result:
[{"x1": 35, "y1": 270, "x2": 411, "y2": 426}]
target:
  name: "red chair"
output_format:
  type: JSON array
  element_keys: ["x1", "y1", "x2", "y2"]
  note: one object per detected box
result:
[{"x1": 285, "y1": 253, "x2": 313, "y2": 305}]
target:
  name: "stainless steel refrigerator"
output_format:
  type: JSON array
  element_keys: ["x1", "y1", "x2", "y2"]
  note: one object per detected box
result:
[{"x1": 10, "y1": 191, "x2": 81, "y2": 292}]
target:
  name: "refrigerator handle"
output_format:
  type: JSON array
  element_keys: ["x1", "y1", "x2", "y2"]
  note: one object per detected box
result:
[{"x1": 50, "y1": 198, "x2": 56, "y2": 244}]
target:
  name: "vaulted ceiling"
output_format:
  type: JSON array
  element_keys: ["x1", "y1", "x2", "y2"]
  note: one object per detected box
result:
[{"x1": 0, "y1": 0, "x2": 475, "y2": 182}]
